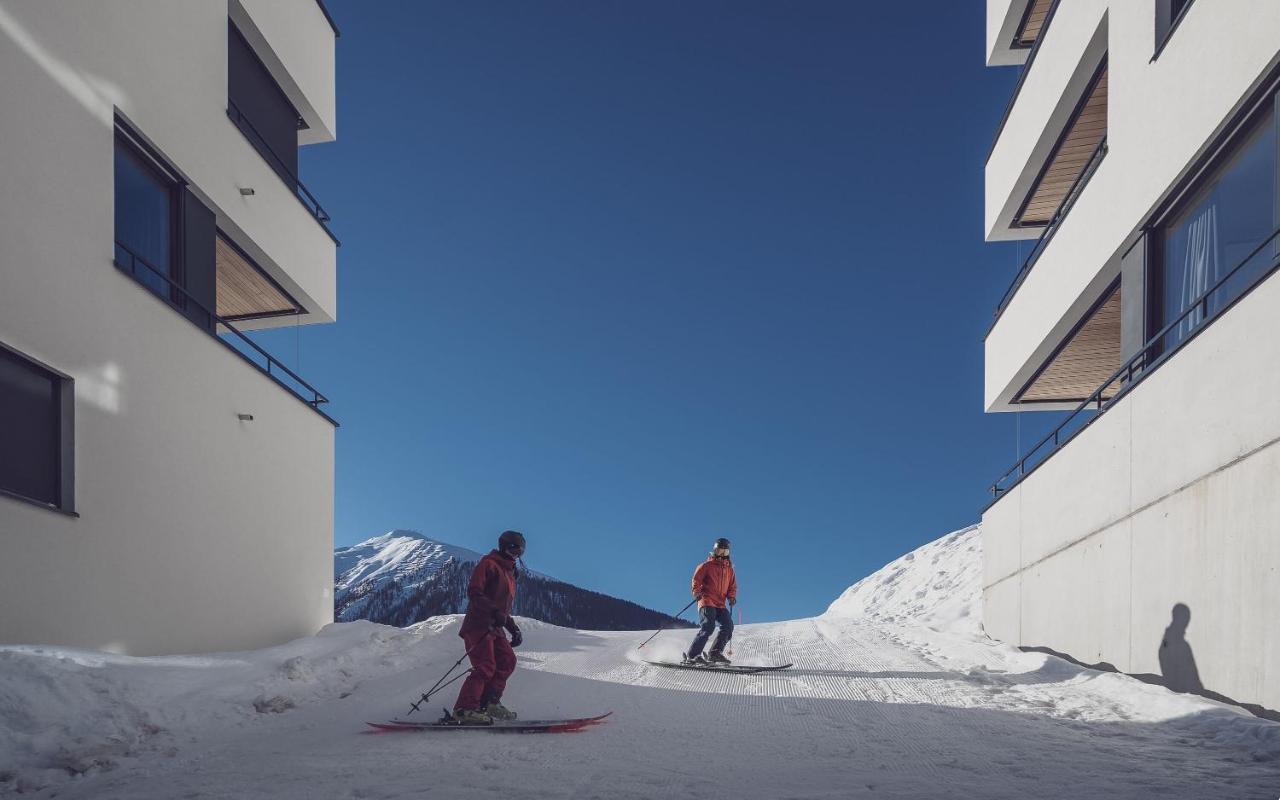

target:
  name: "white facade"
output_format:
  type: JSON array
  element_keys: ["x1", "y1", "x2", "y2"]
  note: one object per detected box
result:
[
  {"x1": 0, "y1": 0, "x2": 339, "y2": 655},
  {"x1": 981, "y1": 0, "x2": 1280, "y2": 714}
]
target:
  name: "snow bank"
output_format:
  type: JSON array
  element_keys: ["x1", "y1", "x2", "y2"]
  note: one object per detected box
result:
[
  {"x1": 822, "y1": 522, "x2": 1280, "y2": 766},
  {"x1": 824, "y1": 523, "x2": 981, "y2": 635},
  {"x1": 2, "y1": 524, "x2": 1277, "y2": 798},
  {"x1": 0, "y1": 620, "x2": 452, "y2": 794}
]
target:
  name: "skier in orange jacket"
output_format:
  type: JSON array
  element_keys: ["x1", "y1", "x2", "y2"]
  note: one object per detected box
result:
[{"x1": 684, "y1": 537, "x2": 737, "y2": 665}]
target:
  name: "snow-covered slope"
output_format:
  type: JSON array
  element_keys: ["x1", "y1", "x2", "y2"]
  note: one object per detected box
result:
[
  {"x1": 3, "y1": 524, "x2": 1278, "y2": 798},
  {"x1": 825, "y1": 523, "x2": 981, "y2": 633}
]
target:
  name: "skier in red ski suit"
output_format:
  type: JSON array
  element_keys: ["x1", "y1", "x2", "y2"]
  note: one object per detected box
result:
[
  {"x1": 684, "y1": 537, "x2": 737, "y2": 665},
  {"x1": 452, "y1": 530, "x2": 526, "y2": 724}
]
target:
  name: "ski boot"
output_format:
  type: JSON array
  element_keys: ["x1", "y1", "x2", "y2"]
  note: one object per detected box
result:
[
  {"x1": 482, "y1": 700, "x2": 518, "y2": 721},
  {"x1": 682, "y1": 652, "x2": 708, "y2": 666},
  {"x1": 450, "y1": 708, "x2": 493, "y2": 726},
  {"x1": 706, "y1": 650, "x2": 732, "y2": 665}
]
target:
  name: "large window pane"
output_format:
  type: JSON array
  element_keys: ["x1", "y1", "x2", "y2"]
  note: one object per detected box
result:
[
  {"x1": 0, "y1": 347, "x2": 61, "y2": 507},
  {"x1": 1158, "y1": 98, "x2": 1278, "y2": 351},
  {"x1": 114, "y1": 137, "x2": 174, "y2": 299},
  {"x1": 228, "y1": 21, "x2": 299, "y2": 186}
]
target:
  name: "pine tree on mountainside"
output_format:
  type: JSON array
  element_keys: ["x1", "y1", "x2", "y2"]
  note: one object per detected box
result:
[{"x1": 335, "y1": 557, "x2": 692, "y2": 632}]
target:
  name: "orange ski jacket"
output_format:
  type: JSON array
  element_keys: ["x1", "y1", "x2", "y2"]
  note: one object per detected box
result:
[{"x1": 691, "y1": 557, "x2": 737, "y2": 609}]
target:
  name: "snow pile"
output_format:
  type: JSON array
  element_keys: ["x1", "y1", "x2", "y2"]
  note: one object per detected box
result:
[
  {"x1": 0, "y1": 621, "x2": 444, "y2": 794},
  {"x1": 824, "y1": 523, "x2": 981, "y2": 634},
  {"x1": 1, "y1": 524, "x2": 1278, "y2": 798}
]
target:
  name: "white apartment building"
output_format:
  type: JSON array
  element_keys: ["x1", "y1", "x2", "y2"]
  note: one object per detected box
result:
[
  {"x1": 982, "y1": 0, "x2": 1280, "y2": 715},
  {"x1": 0, "y1": 0, "x2": 339, "y2": 655}
]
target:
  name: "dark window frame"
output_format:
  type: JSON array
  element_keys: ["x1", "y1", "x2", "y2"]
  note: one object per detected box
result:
[
  {"x1": 0, "y1": 340, "x2": 76, "y2": 516},
  {"x1": 1153, "y1": 0, "x2": 1196, "y2": 62},
  {"x1": 114, "y1": 113, "x2": 222, "y2": 333},
  {"x1": 114, "y1": 119, "x2": 186, "y2": 311},
  {"x1": 1145, "y1": 69, "x2": 1280, "y2": 362}
]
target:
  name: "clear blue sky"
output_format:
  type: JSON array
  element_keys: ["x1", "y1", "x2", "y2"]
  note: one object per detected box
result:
[{"x1": 266, "y1": 1, "x2": 1057, "y2": 622}]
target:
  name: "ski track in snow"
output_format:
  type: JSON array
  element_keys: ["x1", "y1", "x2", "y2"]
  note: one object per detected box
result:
[{"x1": 3, "y1": 526, "x2": 1279, "y2": 799}]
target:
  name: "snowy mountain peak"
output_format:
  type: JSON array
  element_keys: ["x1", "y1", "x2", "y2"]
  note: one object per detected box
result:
[{"x1": 333, "y1": 531, "x2": 484, "y2": 605}]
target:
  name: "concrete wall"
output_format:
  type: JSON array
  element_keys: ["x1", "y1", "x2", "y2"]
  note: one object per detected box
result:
[
  {"x1": 982, "y1": 266, "x2": 1280, "y2": 713},
  {"x1": 0, "y1": 0, "x2": 336, "y2": 655},
  {"x1": 983, "y1": 1, "x2": 1280, "y2": 409}
]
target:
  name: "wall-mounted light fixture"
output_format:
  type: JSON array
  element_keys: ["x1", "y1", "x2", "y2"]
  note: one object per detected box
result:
[
  {"x1": 239, "y1": 187, "x2": 255, "y2": 196},
  {"x1": 237, "y1": 413, "x2": 254, "y2": 422}
]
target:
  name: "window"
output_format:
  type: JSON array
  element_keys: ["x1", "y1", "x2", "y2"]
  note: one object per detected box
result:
[
  {"x1": 0, "y1": 344, "x2": 74, "y2": 513},
  {"x1": 1155, "y1": 0, "x2": 1195, "y2": 57},
  {"x1": 113, "y1": 120, "x2": 218, "y2": 332},
  {"x1": 228, "y1": 21, "x2": 301, "y2": 187},
  {"x1": 1152, "y1": 87, "x2": 1279, "y2": 353},
  {"x1": 114, "y1": 132, "x2": 177, "y2": 301}
]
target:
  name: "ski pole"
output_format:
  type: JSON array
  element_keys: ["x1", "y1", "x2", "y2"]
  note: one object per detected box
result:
[
  {"x1": 637, "y1": 597, "x2": 699, "y2": 650},
  {"x1": 407, "y1": 629, "x2": 494, "y2": 716},
  {"x1": 728, "y1": 604, "x2": 740, "y2": 657}
]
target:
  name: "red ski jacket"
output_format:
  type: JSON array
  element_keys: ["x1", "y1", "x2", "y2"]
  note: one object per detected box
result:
[
  {"x1": 692, "y1": 557, "x2": 737, "y2": 609},
  {"x1": 459, "y1": 550, "x2": 519, "y2": 638}
]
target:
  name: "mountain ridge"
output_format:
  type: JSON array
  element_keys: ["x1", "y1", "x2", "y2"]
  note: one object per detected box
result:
[{"x1": 334, "y1": 530, "x2": 690, "y2": 632}]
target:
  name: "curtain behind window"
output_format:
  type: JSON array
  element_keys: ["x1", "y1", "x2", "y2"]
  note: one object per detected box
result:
[{"x1": 1159, "y1": 101, "x2": 1277, "y2": 350}]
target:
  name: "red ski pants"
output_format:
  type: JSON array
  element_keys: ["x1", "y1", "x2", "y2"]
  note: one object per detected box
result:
[{"x1": 454, "y1": 630, "x2": 516, "y2": 711}]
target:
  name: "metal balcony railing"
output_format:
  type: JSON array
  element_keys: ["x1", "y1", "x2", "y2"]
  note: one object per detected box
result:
[
  {"x1": 987, "y1": 0, "x2": 1063, "y2": 164},
  {"x1": 987, "y1": 225, "x2": 1280, "y2": 504},
  {"x1": 113, "y1": 240, "x2": 334, "y2": 421},
  {"x1": 988, "y1": 136, "x2": 1109, "y2": 335},
  {"x1": 227, "y1": 99, "x2": 340, "y2": 245}
]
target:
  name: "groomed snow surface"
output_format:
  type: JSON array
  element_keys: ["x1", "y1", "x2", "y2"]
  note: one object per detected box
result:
[{"x1": 3, "y1": 525, "x2": 1278, "y2": 798}]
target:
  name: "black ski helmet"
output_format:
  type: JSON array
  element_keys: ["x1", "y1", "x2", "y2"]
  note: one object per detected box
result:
[
  {"x1": 498, "y1": 530, "x2": 526, "y2": 556},
  {"x1": 712, "y1": 537, "x2": 731, "y2": 557}
]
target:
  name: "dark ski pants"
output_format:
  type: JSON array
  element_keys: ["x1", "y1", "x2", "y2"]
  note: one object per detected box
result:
[
  {"x1": 687, "y1": 605, "x2": 734, "y2": 658},
  {"x1": 454, "y1": 630, "x2": 516, "y2": 711}
]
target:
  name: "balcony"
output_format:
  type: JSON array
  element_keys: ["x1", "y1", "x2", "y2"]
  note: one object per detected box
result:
[
  {"x1": 227, "y1": 98, "x2": 338, "y2": 244},
  {"x1": 987, "y1": 0, "x2": 1055, "y2": 67},
  {"x1": 989, "y1": 135, "x2": 1108, "y2": 331},
  {"x1": 986, "y1": 2, "x2": 1108, "y2": 242},
  {"x1": 988, "y1": 225, "x2": 1280, "y2": 500},
  {"x1": 114, "y1": 240, "x2": 334, "y2": 422}
]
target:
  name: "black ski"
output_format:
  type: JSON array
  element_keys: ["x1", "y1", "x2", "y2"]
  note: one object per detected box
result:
[{"x1": 644, "y1": 660, "x2": 792, "y2": 674}]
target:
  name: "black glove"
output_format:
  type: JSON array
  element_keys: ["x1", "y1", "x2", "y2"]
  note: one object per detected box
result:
[
  {"x1": 508, "y1": 625, "x2": 523, "y2": 648},
  {"x1": 491, "y1": 610, "x2": 508, "y2": 629}
]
